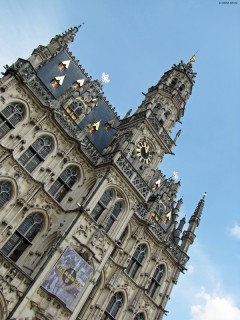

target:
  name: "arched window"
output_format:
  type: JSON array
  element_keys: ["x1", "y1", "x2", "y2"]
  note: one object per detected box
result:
[
  {"x1": 91, "y1": 189, "x2": 124, "y2": 232},
  {"x1": 170, "y1": 78, "x2": 178, "y2": 87},
  {"x1": 102, "y1": 292, "x2": 124, "y2": 320},
  {"x1": 1, "y1": 212, "x2": 43, "y2": 262},
  {"x1": 48, "y1": 166, "x2": 80, "y2": 202},
  {"x1": 0, "y1": 181, "x2": 12, "y2": 208},
  {"x1": 134, "y1": 312, "x2": 145, "y2": 320},
  {"x1": 91, "y1": 189, "x2": 113, "y2": 221},
  {"x1": 105, "y1": 201, "x2": 123, "y2": 232},
  {"x1": 0, "y1": 102, "x2": 24, "y2": 138},
  {"x1": 126, "y1": 244, "x2": 147, "y2": 279},
  {"x1": 146, "y1": 265, "x2": 165, "y2": 298},
  {"x1": 18, "y1": 136, "x2": 53, "y2": 173},
  {"x1": 179, "y1": 84, "x2": 185, "y2": 92}
]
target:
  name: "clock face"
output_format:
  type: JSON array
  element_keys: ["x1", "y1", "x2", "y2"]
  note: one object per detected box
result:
[{"x1": 136, "y1": 141, "x2": 153, "y2": 164}]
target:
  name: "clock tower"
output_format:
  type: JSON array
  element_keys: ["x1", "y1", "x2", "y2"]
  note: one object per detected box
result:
[{"x1": 105, "y1": 57, "x2": 196, "y2": 182}]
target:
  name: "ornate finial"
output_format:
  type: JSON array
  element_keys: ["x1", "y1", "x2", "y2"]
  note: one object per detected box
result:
[
  {"x1": 123, "y1": 108, "x2": 132, "y2": 119},
  {"x1": 188, "y1": 50, "x2": 199, "y2": 65},
  {"x1": 174, "y1": 129, "x2": 181, "y2": 143},
  {"x1": 101, "y1": 72, "x2": 110, "y2": 84},
  {"x1": 78, "y1": 22, "x2": 85, "y2": 28},
  {"x1": 172, "y1": 171, "x2": 179, "y2": 181}
]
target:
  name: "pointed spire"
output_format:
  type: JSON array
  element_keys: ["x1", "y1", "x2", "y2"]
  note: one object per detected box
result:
[
  {"x1": 192, "y1": 192, "x2": 206, "y2": 221},
  {"x1": 174, "y1": 129, "x2": 181, "y2": 143},
  {"x1": 123, "y1": 108, "x2": 132, "y2": 119},
  {"x1": 50, "y1": 26, "x2": 80, "y2": 48}
]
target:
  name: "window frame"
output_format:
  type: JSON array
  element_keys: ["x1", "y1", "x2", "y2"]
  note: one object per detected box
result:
[
  {"x1": 48, "y1": 165, "x2": 80, "y2": 203},
  {"x1": 101, "y1": 292, "x2": 124, "y2": 320},
  {"x1": 126, "y1": 244, "x2": 147, "y2": 279},
  {"x1": 0, "y1": 181, "x2": 12, "y2": 208},
  {"x1": 146, "y1": 264, "x2": 165, "y2": 299},
  {"x1": 18, "y1": 135, "x2": 53, "y2": 173},
  {"x1": 0, "y1": 102, "x2": 25, "y2": 139},
  {"x1": 1, "y1": 212, "x2": 44, "y2": 262}
]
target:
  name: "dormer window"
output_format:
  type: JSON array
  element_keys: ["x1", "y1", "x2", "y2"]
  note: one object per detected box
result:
[
  {"x1": 66, "y1": 102, "x2": 83, "y2": 121},
  {"x1": 72, "y1": 79, "x2": 85, "y2": 90},
  {"x1": 50, "y1": 76, "x2": 65, "y2": 88},
  {"x1": 58, "y1": 60, "x2": 70, "y2": 71}
]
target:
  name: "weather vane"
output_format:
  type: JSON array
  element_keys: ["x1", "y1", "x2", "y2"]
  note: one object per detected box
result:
[
  {"x1": 172, "y1": 171, "x2": 179, "y2": 181},
  {"x1": 101, "y1": 72, "x2": 110, "y2": 84}
]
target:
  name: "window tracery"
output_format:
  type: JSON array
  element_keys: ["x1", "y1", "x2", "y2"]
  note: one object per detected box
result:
[
  {"x1": 126, "y1": 244, "x2": 147, "y2": 279},
  {"x1": 101, "y1": 292, "x2": 124, "y2": 320},
  {"x1": 0, "y1": 181, "x2": 12, "y2": 208},
  {"x1": 0, "y1": 102, "x2": 24, "y2": 138},
  {"x1": 1, "y1": 212, "x2": 43, "y2": 262},
  {"x1": 91, "y1": 189, "x2": 124, "y2": 232},
  {"x1": 18, "y1": 136, "x2": 53, "y2": 173},
  {"x1": 146, "y1": 264, "x2": 165, "y2": 298},
  {"x1": 48, "y1": 165, "x2": 80, "y2": 202}
]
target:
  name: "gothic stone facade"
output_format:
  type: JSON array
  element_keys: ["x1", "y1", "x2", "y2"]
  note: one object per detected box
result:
[{"x1": 0, "y1": 27, "x2": 205, "y2": 320}]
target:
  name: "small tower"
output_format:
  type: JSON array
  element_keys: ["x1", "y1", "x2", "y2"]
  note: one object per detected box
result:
[
  {"x1": 106, "y1": 57, "x2": 197, "y2": 182},
  {"x1": 181, "y1": 192, "x2": 206, "y2": 253}
]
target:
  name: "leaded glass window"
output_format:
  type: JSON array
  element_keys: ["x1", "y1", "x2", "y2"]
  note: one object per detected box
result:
[
  {"x1": 65, "y1": 102, "x2": 83, "y2": 121},
  {"x1": 0, "y1": 102, "x2": 24, "y2": 138},
  {"x1": 101, "y1": 292, "x2": 123, "y2": 320},
  {"x1": 1, "y1": 212, "x2": 43, "y2": 262},
  {"x1": 91, "y1": 189, "x2": 113, "y2": 221},
  {"x1": 146, "y1": 264, "x2": 164, "y2": 298},
  {"x1": 0, "y1": 181, "x2": 12, "y2": 208},
  {"x1": 18, "y1": 136, "x2": 53, "y2": 173},
  {"x1": 48, "y1": 166, "x2": 79, "y2": 202},
  {"x1": 105, "y1": 201, "x2": 123, "y2": 232},
  {"x1": 126, "y1": 244, "x2": 146, "y2": 279}
]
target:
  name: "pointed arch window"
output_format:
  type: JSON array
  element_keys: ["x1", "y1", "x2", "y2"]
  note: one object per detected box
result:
[
  {"x1": 134, "y1": 313, "x2": 145, "y2": 320},
  {"x1": 146, "y1": 264, "x2": 165, "y2": 298},
  {"x1": 0, "y1": 181, "x2": 12, "y2": 208},
  {"x1": 91, "y1": 189, "x2": 113, "y2": 221},
  {"x1": 179, "y1": 84, "x2": 185, "y2": 92},
  {"x1": 91, "y1": 189, "x2": 124, "y2": 232},
  {"x1": 1, "y1": 212, "x2": 43, "y2": 262},
  {"x1": 48, "y1": 166, "x2": 80, "y2": 202},
  {"x1": 102, "y1": 292, "x2": 124, "y2": 320},
  {"x1": 170, "y1": 78, "x2": 178, "y2": 87},
  {"x1": 105, "y1": 201, "x2": 123, "y2": 232},
  {"x1": 126, "y1": 244, "x2": 147, "y2": 279},
  {"x1": 18, "y1": 136, "x2": 53, "y2": 173},
  {"x1": 0, "y1": 102, "x2": 24, "y2": 138}
]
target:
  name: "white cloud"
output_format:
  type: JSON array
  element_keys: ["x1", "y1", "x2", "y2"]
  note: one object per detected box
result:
[
  {"x1": 191, "y1": 287, "x2": 240, "y2": 320},
  {"x1": 229, "y1": 224, "x2": 240, "y2": 240}
]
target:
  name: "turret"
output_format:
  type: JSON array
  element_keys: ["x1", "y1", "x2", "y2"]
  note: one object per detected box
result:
[
  {"x1": 181, "y1": 192, "x2": 206, "y2": 252},
  {"x1": 135, "y1": 56, "x2": 197, "y2": 135}
]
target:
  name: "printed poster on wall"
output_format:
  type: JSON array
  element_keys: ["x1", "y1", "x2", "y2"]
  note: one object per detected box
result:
[{"x1": 42, "y1": 246, "x2": 93, "y2": 311}]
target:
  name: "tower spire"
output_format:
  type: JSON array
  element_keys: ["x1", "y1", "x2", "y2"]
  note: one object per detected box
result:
[
  {"x1": 181, "y1": 192, "x2": 206, "y2": 253},
  {"x1": 50, "y1": 25, "x2": 82, "y2": 48}
]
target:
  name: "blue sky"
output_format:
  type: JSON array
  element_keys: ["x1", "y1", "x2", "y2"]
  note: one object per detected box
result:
[{"x1": 0, "y1": 1, "x2": 240, "y2": 319}]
